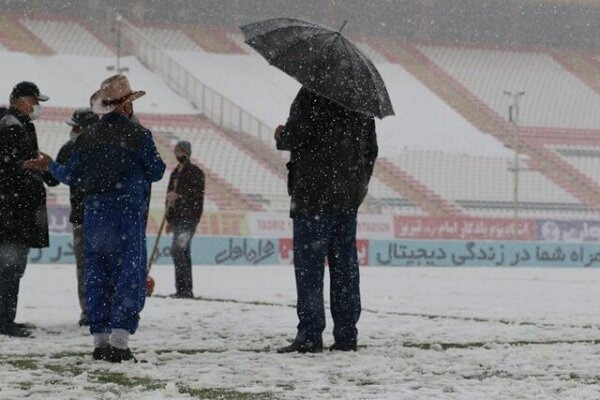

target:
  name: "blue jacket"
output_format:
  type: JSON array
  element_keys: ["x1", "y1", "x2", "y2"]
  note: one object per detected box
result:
[{"x1": 49, "y1": 112, "x2": 165, "y2": 211}]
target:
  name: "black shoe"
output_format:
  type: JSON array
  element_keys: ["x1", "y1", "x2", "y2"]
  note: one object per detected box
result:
[
  {"x1": 277, "y1": 340, "x2": 323, "y2": 354},
  {"x1": 106, "y1": 347, "x2": 137, "y2": 363},
  {"x1": 92, "y1": 347, "x2": 111, "y2": 361},
  {"x1": 170, "y1": 292, "x2": 194, "y2": 299},
  {"x1": 329, "y1": 342, "x2": 357, "y2": 352},
  {"x1": 0, "y1": 323, "x2": 32, "y2": 338},
  {"x1": 78, "y1": 318, "x2": 89, "y2": 326},
  {"x1": 14, "y1": 322, "x2": 36, "y2": 329}
]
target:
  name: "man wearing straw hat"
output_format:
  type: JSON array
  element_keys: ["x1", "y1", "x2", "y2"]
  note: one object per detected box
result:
[{"x1": 25, "y1": 75, "x2": 166, "y2": 362}]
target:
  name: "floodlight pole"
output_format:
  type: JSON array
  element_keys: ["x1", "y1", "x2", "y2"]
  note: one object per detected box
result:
[
  {"x1": 107, "y1": 14, "x2": 129, "y2": 73},
  {"x1": 504, "y1": 90, "x2": 525, "y2": 231}
]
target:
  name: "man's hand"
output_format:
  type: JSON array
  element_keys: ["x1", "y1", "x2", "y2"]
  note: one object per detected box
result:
[
  {"x1": 274, "y1": 125, "x2": 284, "y2": 141},
  {"x1": 165, "y1": 222, "x2": 173, "y2": 234},
  {"x1": 23, "y1": 152, "x2": 52, "y2": 172},
  {"x1": 166, "y1": 191, "x2": 180, "y2": 203}
]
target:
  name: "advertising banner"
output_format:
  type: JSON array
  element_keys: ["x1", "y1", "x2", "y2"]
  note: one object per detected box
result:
[
  {"x1": 369, "y1": 240, "x2": 600, "y2": 267},
  {"x1": 394, "y1": 216, "x2": 537, "y2": 241},
  {"x1": 537, "y1": 220, "x2": 600, "y2": 242}
]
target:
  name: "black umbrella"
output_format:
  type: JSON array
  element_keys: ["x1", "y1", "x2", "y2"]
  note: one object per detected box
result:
[{"x1": 240, "y1": 17, "x2": 394, "y2": 119}]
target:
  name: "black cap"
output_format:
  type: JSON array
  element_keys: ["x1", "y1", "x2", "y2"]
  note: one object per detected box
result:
[
  {"x1": 175, "y1": 140, "x2": 192, "y2": 156},
  {"x1": 66, "y1": 108, "x2": 99, "y2": 128},
  {"x1": 10, "y1": 81, "x2": 49, "y2": 103}
]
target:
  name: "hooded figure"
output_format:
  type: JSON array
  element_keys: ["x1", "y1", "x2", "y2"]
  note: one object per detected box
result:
[
  {"x1": 0, "y1": 81, "x2": 55, "y2": 337},
  {"x1": 24, "y1": 75, "x2": 165, "y2": 362}
]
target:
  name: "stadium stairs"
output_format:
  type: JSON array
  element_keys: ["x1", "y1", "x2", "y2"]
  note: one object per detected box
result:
[
  {"x1": 371, "y1": 38, "x2": 600, "y2": 213},
  {"x1": 0, "y1": 13, "x2": 53, "y2": 54},
  {"x1": 185, "y1": 26, "x2": 246, "y2": 54},
  {"x1": 147, "y1": 122, "x2": 265, "y2": 212},
  {"x1": 375, "y1": 158, "x2": 462, "y2": 216},
  {"x1": 550, "y1": 50, "x2": 600, "y2": 94}
]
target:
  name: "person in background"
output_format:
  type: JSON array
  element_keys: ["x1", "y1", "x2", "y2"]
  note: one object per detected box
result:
[
  {"x1": 0, "y1": 81, "x2": 56, "y2": 337},
  {"x1": 56, "y1": 108, "x2": 99, "y2": 326},
  {"x1": 165, "y1": 140, "x2": 205, "y2": 298},
  {"x1": 24, "y1": 75, "x2": 165, "y2": 362}
]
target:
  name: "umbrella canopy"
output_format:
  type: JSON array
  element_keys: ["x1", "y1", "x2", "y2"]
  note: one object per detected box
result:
[{"x1": 240, "y1": 17, "x2": 394, "y2": 119}]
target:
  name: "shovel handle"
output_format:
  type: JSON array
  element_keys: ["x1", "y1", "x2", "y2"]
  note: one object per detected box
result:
[{"x1": 147, "y1": 212, "x2": 168, "y2": 274}]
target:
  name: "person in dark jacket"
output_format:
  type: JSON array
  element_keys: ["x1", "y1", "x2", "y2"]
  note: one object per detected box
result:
[
  {"x1": 25, "y1": 75, "x2": 165, "y2": 362},
  {"x1": 165, "y1": 140, "x2": 204, "y2": 298},
  {"x1": 0, "y1": 81, "x2": 57, "y2": 337},
  {"x1": 275, "y1": 87, "x2": 378, "y2": 354},
  {"x1": 55, "y1": 108, "x2": 99, "y2": 326}
]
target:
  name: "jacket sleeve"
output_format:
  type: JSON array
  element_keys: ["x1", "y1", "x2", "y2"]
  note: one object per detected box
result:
[
  {"x1": 276, "y1": 89, "x2": 313, "y2": 151},
  {"x1": 140, "y1": 131, "x2": 166, "y2": 183},
  {"x1": 42, "y1": 171, "x2": 60, "y2": 187},
  {"x1": 47, "y1": 151, "x2": 82, "y2": 186},
  {"x1": 364, "y1": 118, "x2": 378, "y2": 180}
]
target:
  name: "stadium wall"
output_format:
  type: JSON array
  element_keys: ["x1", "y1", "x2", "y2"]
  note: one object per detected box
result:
[{"x1": 36, "y1": 208, "x2": 600, "y2": 267}]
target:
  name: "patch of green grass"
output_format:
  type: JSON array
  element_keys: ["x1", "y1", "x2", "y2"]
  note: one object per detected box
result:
[
  {"x1": 275, "y1": 383, "x2": 294, "y2": 391},
  {"x1": 357, "y1": 379, "x2": 377, "y2": 386},
  {"x1": 177, "y1": 384, "x2": 275, "y2": 400},
  {"x1": 5, "y1": 358, "x2": 38, "y2": 370},
  {"x1": 155, "y1": 348, "x2": 226, "y2": 355},
  {"x1": 44, "y1": 362, "x2": 85, "y2": 377},
  {"x1": 17, "y1": 381, "x2": 34, "y2": 391},
  {"x1": 49, "y1": 350, "x2": 89, "y2": 359},
  {"x1": 90, "y1": 370, "x2": 166, "y2": 391}
]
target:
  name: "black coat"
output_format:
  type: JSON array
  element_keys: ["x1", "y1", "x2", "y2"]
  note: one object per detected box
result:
[
  {"x1": 0, "y1": 108, "x2": 58, "y2": 248},
  {"x1": 277, "y1": 88, "x2": 378, "y2": 217},
  {"x1": 56, "y1": 136, "x2": 85, "y2": 225},
  {"x1": 166, "y1": 161, "x2": 205, "y2": 224}
]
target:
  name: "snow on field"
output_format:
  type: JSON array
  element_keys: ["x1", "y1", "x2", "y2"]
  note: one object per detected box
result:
[
  {"x1": 0, "y1": 52, "x2": 197, "y2": 114},
  {"x1": 168, "y1": 51, "x2": 512, "y2": 158},
  {"x1": 2, "y1": 265, "x2": 600, "y2": 399}
]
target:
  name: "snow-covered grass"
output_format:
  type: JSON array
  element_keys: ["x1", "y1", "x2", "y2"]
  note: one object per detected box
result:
[{"x1": 2, "y1": 265, "x2": 600, "y2": 399}]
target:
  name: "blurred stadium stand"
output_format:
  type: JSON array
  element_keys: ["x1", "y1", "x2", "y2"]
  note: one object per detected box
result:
[{"x1": 1, "y1": 1, "x2": 600, "y2": 220}]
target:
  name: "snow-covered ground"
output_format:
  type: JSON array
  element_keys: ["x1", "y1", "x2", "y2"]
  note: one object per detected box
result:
[{"x1": 2, "y1": 264, "x2": 600, "y2": 399}]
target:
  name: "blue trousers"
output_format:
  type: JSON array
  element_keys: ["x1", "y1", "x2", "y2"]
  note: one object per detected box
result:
[
  {"x1": 293, "y1": 211, "x2": 361, "y2": 345},
  {"x1": 84, "y1": 201, "x2": 146, "y2": 335}
]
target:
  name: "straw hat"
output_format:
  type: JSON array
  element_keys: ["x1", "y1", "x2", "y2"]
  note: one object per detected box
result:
[{"x1": 90, "y1": 74, "x2": 145, "y2": 114}]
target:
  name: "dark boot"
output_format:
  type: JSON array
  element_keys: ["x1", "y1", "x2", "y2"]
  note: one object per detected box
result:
[
  {"x1": 329, "y1": 342, "x2": 357, "y2": 352},
  {"x1": 106, "y1": 347, "x2": 137, "y2": 363},
  {"x1": 92, "y1": 347, "x2": 111, "y2": 361},
  {"x1": 277, "y1": 339, "x2": 323, "y2": 354},
  {"x1": 0, "y1": 322, "x2": 32, "y2": 338}
]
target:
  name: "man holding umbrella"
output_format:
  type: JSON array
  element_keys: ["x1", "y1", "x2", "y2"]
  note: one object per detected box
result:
[{"x1": 241, "y1": 18, "x2": 393, "y2": 353}]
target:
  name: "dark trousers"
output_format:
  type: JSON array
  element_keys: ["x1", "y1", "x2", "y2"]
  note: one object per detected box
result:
[
  {"x1": 171, "y1": 221, "x2": 197, "y2": 296},
  {"x1": 0, "y1": 243, "x2": 29, "y2": 326},
  {"x1": 293, "y1": 211, "x2": 361, "y2": 346},
  {"x1": 73, "y1": 224, "x2": 87, "y2": 321}
]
